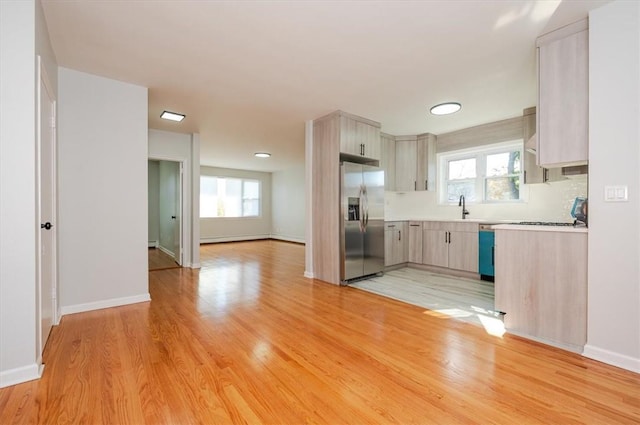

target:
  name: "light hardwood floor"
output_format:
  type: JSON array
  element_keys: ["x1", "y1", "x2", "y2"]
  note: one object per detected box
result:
[
  {"x1": 148, "y1": 247, "x2": 181, "y2": 271},
  {"x1": 1, "y1": 240, "x2": 638, "y2": 424}
]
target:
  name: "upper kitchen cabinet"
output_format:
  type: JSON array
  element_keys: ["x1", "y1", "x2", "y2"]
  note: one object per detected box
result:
[
  {"x1": 416, "y1": 133, "x2": 437, "y2": 191},
  {"x1": 394, "y1": 135, "x2": 418, "y2": 191},
  {"x1": 522, "y1": 107, "x2": 562, "y2": 184},
  {"x1": 394, "y1": 133, "x2": 437, "y2": 192},
  {"x1": 537, "y1": 19, "x2": 589, "y2": 168},
  {"x1": 336, "y1": 111, "x2": 381, "y2": 161},
  {"x1": 380, "y1": 133, "x2": 396, "y2": 190}
]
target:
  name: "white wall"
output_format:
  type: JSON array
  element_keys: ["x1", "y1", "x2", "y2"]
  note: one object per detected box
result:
[
  {"x1": 585, "y1": 0, "x2": 640, "y2": 372},
  {"x1": 148, "y1": 160, "x2": 160, "y2": 246},
  {"x1": 148, "y1": 129, "x2": 200, "y2": 267},
  {"x1": 200, "y1": 166, "x2": 272, "y2": 242},
  {"x1": 0, "y1": 0, "x2": 60, "y2": 387},
  {"x1": 57, "y1": 68, "x2": 149, "y2": 314},
  {"x1": 0, "y1": 0, "x2": 39, "y2": 388},
  {"x1": 272, "y1": 164, "x2": 305, "y2": 243},
  {"x1": 386, "y1": 176, "x2": 588, "y2": 222}
]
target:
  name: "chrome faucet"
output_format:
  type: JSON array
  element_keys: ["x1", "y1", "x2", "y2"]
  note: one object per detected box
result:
[{"x1": 458, "y1": 195, "x2": 469, "y2": 219}]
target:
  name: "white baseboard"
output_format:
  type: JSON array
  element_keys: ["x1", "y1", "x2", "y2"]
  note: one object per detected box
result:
[
  {"x1": 148, "y1": 240, "x2": 159, "y2": 248},
  {"x1": 583, "y1": 344, "x2": 640, "y2": 373},
  {"x1": 200, "y1": 234, "x2": 270, "y2": 244},
  {"x1": 60, "y1": 293, "x2": 151, "y2": 316},
  {"x1": 304, "y1": 271, "x2": 314, "y2": 279},
  {"x1": 0, "y1": 363, "x2": 41, "y2": 388},
  {"x1": 270, "y1": 234, "x2": 305, "y2": 244},
  {"x1": 191, "y1": 262, "x2": 201, "y2": 269}
]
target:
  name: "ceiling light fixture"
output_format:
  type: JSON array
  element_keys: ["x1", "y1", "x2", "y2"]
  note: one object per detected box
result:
[
  {"x1": 254, "y1": 152, "x2": 271, "y2": 158},
  {"x1": 160, "y1": 110, "x2": 186, "y2": 122},
  {"x1": 430, "y1": 102, "x2": 462, "y2": 115}
]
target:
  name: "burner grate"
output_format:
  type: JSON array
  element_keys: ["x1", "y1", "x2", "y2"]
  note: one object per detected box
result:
[{"x1": 516, "y1": 221, "x2": 575, "y2": 226}]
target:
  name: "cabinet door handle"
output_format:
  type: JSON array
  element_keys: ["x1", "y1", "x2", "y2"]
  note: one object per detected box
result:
[
  {"x1": 398, "y1": 230, "x2": 401, "y2": 241},
  {"x1": 425, "y1": 180, "x2": 428, "y2": 190},
  {"x1": 444, "y1": 232, "x2": 448, "y2": 243},
  {"x1": 414, "y1": 181, "x2": 417, "y2": 190}
]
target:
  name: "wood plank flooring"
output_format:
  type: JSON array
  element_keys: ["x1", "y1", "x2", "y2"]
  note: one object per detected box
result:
[
  {"x1": 148, "y1": 247, "x2": 180, "y2": 271},
  {"x1": 351, "y1": 268, "x2": 501, "y2": 328},
  {"x1": 1, "y1": 240, "x2": 638, "y2": 424}
]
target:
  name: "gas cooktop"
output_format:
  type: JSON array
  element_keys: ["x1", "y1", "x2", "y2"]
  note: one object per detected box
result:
[{"x1": 516, "y1": 221, "x2": 576, "y2": 226}]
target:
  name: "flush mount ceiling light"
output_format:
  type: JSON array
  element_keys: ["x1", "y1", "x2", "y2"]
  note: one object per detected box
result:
[
  {"x1": 254, "y1": 152, "x2": 271, "y2": 158},
  {"x1": 430, "y1": 102, "x2": 462, "y2": 115},
  {"x1": 160, "y1": 110, "x2": 186, "y2": 122}
]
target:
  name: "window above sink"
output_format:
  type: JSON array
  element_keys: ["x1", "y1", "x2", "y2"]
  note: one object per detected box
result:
[{"x1": 438, "y1": 140, "x2": 524, "y2": 205}]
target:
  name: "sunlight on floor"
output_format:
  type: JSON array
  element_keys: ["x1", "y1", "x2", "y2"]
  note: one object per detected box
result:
[
  {"x1": 478, "y1": 315, "x2": 506, "y2": 337},
  {"x1": 424, "y1": 307, "x2": 505, "y2": 337},
  {"x1": 425, "y1": 308, "x2": 474, "y2": 319}
]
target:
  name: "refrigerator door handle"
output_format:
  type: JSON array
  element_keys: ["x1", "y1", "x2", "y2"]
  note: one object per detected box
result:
[
  {"x1": 358, "y1": 185, "x2": 365, "y2": 232},
  {"x1": 362, "y1": 185, "x2": 369, "y2": 230}
]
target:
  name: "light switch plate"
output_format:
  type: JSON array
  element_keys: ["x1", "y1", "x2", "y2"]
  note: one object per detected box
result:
[{"x1": 604, "y1": 185, "x2": 628, "y2": 202}]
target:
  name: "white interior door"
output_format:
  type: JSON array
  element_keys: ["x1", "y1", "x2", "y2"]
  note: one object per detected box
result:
[{"x1": 38, "y1": 58, "x2": 56, "y2": 359}]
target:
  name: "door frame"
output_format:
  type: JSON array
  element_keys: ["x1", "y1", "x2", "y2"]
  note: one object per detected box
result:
[
  {"x1": 148, "y1": 157, "x2": 186, "y2": 266},
  {"x1": 35, "y1": 56, "x2": 58, "y2": 367}
]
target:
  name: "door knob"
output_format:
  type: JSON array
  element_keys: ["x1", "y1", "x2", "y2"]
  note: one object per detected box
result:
[{"x1": 41, "y1": 222, "x2": 53, "y2": 230}]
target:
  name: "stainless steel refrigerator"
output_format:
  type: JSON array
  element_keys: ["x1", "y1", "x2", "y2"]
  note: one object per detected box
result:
[{"x1": 340, "y1": 161, "x2": 385, "y2": 284}]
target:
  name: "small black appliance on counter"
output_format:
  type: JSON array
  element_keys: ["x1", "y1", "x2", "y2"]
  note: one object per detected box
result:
[{"x1": 571, "y1": 197, "x2": 588, "y2": 227}]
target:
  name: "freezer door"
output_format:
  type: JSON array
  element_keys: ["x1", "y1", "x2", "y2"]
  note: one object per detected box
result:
[
  {"x1": 342, "y1": 162, "x2": 364, "y2": 281},
  {"x1": 362, "y1": 165, "x2": 385, "y2": 276}
]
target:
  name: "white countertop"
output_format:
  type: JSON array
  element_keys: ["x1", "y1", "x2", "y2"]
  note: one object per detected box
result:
[
  {"x1": 492, "y1": 224, "x2": 588, "y2": 233},
  {"x1": 385, "y1": 218, "x2": 516, "y2": 224},
  {"x1": 384, "y1": 218, "x2": 588, "y2": 233}
]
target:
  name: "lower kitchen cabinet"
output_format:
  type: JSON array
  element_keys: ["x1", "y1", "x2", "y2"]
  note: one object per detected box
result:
[
  {"x1": 407, "y1": 222, "x2": 423, "y2": 263},
  {"x1": 494, "y1": 228, "x2": 587, "y2": 350},
  {"x1": 384, "y1": 221, "x2": 408, "y2": 266},
  {"x1": 422, "y1": 221, "x2": 478, "y2": 273}
]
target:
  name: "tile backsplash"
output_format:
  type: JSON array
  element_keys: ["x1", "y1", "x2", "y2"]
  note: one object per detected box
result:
[{"x1": 385, "y1": 175, "x2": 588, "y2": 222}]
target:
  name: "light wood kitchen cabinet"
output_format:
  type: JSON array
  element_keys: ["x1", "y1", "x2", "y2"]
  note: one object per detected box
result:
[
  {"x1": 416, "y1": 133, "x2": 437, "y2": 191},
  {"x1": 394, "y1": 133, "x2": 437, "y2": 192},
  {"x1": 311, "y1": 110, "x2": 382, "y2": 285},
  {"x1": 537, "y1": 19, "x2": 589, "y2": 168},
  {"x1": 494, "y1": 228, "x2": 587, "y2": 351},
  {"x1": 522, "y1": 107, "x2": 562, "y2": 184},
  {"x1": 407, "y1": 221, "x2": 423, "y2": 263},
  {"x1": 384, "y1": 221, "x2": 407, "y2": 266},
  {"x1": 394, "y1": 136, "x2": 417, "y2": 191},
  {"x1": 338, "y1": 111, "x2": 381, "y2": 161},
  {"x1": 380, "y1": 133, "x2": 396, "y2": 191},
  {"x1": 422, "y1": 221, "x2": 479, "y2": 273}
]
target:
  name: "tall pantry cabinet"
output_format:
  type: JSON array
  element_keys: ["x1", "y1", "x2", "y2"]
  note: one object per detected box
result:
[{"x1": 311, "y1": 110, "x2": 381, "y2": 285}]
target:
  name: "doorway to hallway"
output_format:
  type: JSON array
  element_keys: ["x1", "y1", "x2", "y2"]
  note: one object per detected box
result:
[{"x1": 148, "y1": 159, "x2": 183, "y2": 270}]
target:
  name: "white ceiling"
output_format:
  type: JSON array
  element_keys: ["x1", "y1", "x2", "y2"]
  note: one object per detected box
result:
[{"x1": 41, "y1": 0, "x2": 610, "y2": 172}]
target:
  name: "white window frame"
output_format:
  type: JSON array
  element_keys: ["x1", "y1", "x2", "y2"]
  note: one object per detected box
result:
[
  {"x1": 438, "y1": 140, "x2": 524, "y2": 205},
  {"x1": 200, "y1": 176, "x2": 262, "y2": 218}
]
